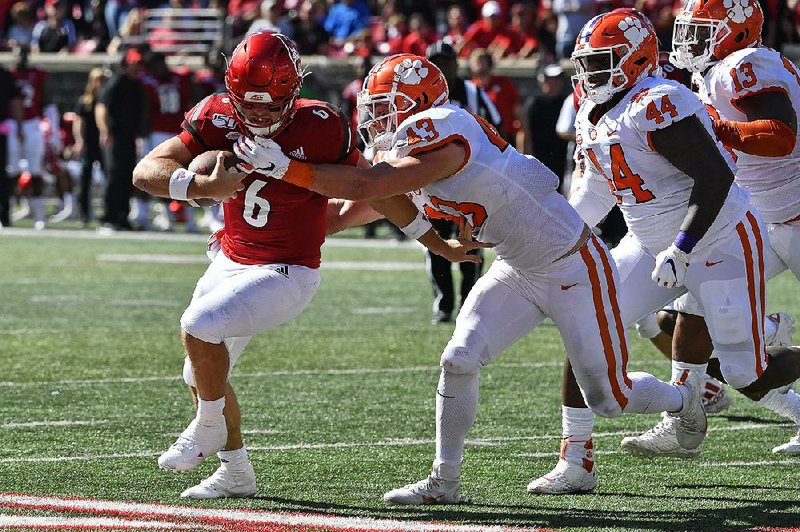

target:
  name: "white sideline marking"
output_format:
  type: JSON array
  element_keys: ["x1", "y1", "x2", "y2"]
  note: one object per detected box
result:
[
  {"x1": 698, "y1": 458, "x2": 800, "y2": 467},
  {"x1": 0, "y1": 227, "x2": 420, "y2": 249},
  {"x1": 2, "y1": 420, "x2": 107, "y2": 429},
  {"x1": 0, "y1": 515, "x2": 209, "y2": 530},
  {"x1": 352, "y1": 306, "x2": 419, "y2": 314},
  {"x1": 1, "y1": 422, "x2": 792, "y2": 464},
  {"x1": 96, "y1": 254, "x2": 424, "y2": 270},
  {"x1": 0, "y1": 493, "x2": 535, "y2": 532}
]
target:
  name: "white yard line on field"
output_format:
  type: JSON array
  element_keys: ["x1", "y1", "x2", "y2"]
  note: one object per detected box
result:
[
  {"x1": 0, "y1": 493, "x2": 537, "y2": 532},
  {"x1": 0, "y1": 422, "x2": 793, "y2": 464},
  {"x1": 0, "y1": 515, "x2": 211, "y2": 530},
  {"x1": 2, "y1": 420, "x2": 108, "y2": 429},
  {"x1": 0, "y1": 227, "x2": 420, "y2": 249}
]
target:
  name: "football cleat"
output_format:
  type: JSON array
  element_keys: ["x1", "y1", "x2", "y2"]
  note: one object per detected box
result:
[
  {"x1": 620, "y1": 415, "x2": 702, "y2": 458},
  {"x1": 765, "y1": 312, "x2": 796, "y2": 347},
  {"x1": 702, "y1": 375, "x2": 732, "y2": 414},
  {"x1": 527, "y1": 459, "x2": 597, "y2": 495},
  {"x1": 383, "y1": 475, "x2": 467, "y2": 505},
  {"x1": 674, "y1": 382, "x2": 707, "y2": 450},
  {"x1": 181, "y1": 463, "x2": 257, "y2": 499},
  {"x1": 158, "y1": 417, "x2": 227, "y2": 472},
  {"x1": 772, "y1": 429, "x2": 800, "y2": 454}
]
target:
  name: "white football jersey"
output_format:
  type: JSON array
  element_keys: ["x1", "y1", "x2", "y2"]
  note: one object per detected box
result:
[
  {"x1": 695, "y1": 46, "x2": 800, "y2": 224},
  {"x1": 573, "y1": 75, "x2": 750, "y2": 254},
  {"x1": 375, "y1": 103, "x2": 586, "y2": 273}
]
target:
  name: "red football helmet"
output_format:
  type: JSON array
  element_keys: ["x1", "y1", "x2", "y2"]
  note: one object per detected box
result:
[
  {"x1": 356, "y1": 53, "x2": 449, "y2": 150},
  {"x1": 671, "y1": 0, "x2": 763, "y2": 73},
  {"x1": 225, "y1": 31, "x2": 304, "y2": 137},
  {"x1": 571, "y1": 8, "x2": 658, "y2": 104}
]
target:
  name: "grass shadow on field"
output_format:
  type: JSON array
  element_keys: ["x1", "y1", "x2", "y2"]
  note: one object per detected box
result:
[
  {"x1": 717, "y1": 414, "x2": 789, "y2": 425},
  {"x1": 249, "y1": 493, "x2": 800, "y2": 530}
]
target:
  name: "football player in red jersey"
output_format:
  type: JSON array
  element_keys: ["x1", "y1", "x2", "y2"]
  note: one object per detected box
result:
[
  {"x1": 8, "y1": 44, "x2": 50, "y2": 229},
  {"x1": 138, "y1": 51, "x2": 195, "y2": 231},
  {"x1": 133, "y1": 31, "x2": 485, "y2": 500}
]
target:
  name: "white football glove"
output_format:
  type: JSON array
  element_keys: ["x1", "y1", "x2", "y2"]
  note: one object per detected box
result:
[
  {"x1": 206, "y1": 228, "x2": 224, "y2": 262},
  {"x1": 233, "y1": 136, "x2": 291, "y2": 179},
  {"x1": 652, "y1": 244, "x2": 690, "y2": 288}
]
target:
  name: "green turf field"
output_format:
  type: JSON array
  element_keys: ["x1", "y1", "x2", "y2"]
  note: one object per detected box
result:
[{"x1": 1, "y1": 228, "x2": 799, "y2": 531}]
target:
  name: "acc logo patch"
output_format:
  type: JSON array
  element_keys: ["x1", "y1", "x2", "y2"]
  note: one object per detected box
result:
[{"x1": 212, "y1": 114, "x2": 237, "y2": 129}]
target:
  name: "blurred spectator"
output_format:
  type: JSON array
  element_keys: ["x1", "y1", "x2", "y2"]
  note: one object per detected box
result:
[
  {"x1": 635, "y1": 0, "x2": 677, "y2": 44},
  {"x1": 520, "y1": 64, "x2": 568, "y2": 183},
  {"x1": 458, "y1": 0, "x2": 514, "y2": 58},
  {"x1": 496, "y1": 1, "x2": 539, "y2": 59},
  {"x1": 192, "y1": 45, "x2": 226, "y2": 102},
  {"x1": 248, "y1": 0, "x2": 293, "y2": 36},
  {"x1": 96, "y1": 47, "x2": 148, "y2": 231},
  {"x1": 341, "y1": 56, "x2": 371, "y2": 143},
  {"x1": 8, "y1": 45, "x2": 49, "y2": 229},
  {"x1": 424, "y1": 40, "x2": 499, "y2": 324},
  {"x1": 0, "y1": 63, "x2": 22, "y2": 227},
  {"x1": 289, "y1": 0, "x2": 329, "y2": 55},
  {"x1": 227, "y1": 0, "x2": 262, "y2": 37},
  {"x1": 555, "y1": 89, "x2": 579, "y2": 195},
  {"x1": 552, "y1": 0, "x2": 595, "y2": 59},
  {"x1": 400, "y1": 12, "x2": 437, "y2": 55},
  {"x1": 107, "y1": 7, "x2": 143, "y2": 54},
  {"x1": 324, "y1": 0, "x2": 370, "y2": 46},
  {"x1": 7, "y1": 2, "x2": 36, "y2": 47},
  {"x1": 441, "y1": 4, "x2": 467, "y2": 49},
  {"x1": 381, "y1": 13, "x2": 408, "y2": 54},
  {"x1": 343, "y1": 27, "x2": 378, "y2": 57},
  {"x1": 32, "y1": 0, "x2": 77, "y2": 53},
  {"x1": 105, "y1": 0, "x2": 138, "y2": 38},
  {"x1": 72, "y1": 67, "x2": 107, "y2": 226},
  {"x1": 470, "y1": 48, "x2": 520, "y2": 142},
  {"x1": 74, "y1": 0, "x2": 111, "y2": 53}
]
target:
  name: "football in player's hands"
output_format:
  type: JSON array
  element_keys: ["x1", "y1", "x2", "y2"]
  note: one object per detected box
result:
[{"x1": 186, "y1": 150, "x2": 246, "y2": 207}]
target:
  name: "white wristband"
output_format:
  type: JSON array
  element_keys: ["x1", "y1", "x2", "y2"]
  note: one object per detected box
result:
[
  {"x1": 401, "y1": 210, "x2": 433, "y2": 240},
  {"x1": 169, "y1": 168, "x2": 196, "y2": 201}
]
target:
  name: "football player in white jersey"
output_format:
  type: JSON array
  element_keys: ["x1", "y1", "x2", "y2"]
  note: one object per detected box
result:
[
  {"x1": 619, "y1": 0, "x2": 800, "y2": 457},
  {"x1": 529, "y1": 7, "x2": 800, "y2": 494},
  {"x1": 234, "y1": 53, "x2": 707, "y2": 504}
]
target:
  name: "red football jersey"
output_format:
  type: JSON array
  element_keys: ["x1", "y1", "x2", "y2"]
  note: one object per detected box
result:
[
  {"x1": 11, "y1": 68, "x2": 47, "y2": 120},
  {"x1": 141, "y1": 70, "x2": 193, "y2": 134},
  {"x1": 179, "y1": 95, "x2": 359, "y2": 268}
]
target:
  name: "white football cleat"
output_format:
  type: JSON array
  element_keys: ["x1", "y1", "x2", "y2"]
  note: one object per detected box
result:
[
  {"x1": 772, "y1": 429, "x2": 800, "y2": 454},
  {"x1": 674, "y1": 382, "x2": 707, "y2": 450},
  {"x1": 620, "y1": 415, "x2": 702, "y2": 458},
  {"x1": 158, "y1": 417, "x2": 227, "y2": 472},
  {"x1": 702, "y1": 375, "x2": 732, "y2": 414},
  {"x1": 765, "y1": 312, "x2": 796, "y2": 347},
  {"x1": 527, "y1": 459, "x2": 596, "y2": 495},
  {"x1": 383, "y1": 475, "x2": 467, "y2": 505},
  {"x1": 181, "y1": 463, "x2": 257, "y2": 499}
]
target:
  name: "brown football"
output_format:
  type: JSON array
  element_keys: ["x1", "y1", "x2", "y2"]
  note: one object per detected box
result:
[{"x1": 185, "y1": 150, "x2": 243, "y2": 207}]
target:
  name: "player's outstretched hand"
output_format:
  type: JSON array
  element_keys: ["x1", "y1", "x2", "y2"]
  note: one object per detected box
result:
[
  {"x1": 233, "y1": 136, "x2": 291, "y2": 179},
  {"x1": 441, "y1": 216, "x2": 494, "y2": 264},
  {"x1": 196, "y1": 152, "x2": 247, "y2": 202},
  {"x1": 652, "y1": 244, "x2": 690, "y2": 288}
]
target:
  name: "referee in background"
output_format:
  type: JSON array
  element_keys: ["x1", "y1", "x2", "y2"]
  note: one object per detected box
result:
[
  {"x1": 0, "y1": 64, "x2": 23, "y2": 227},
  {"x1": 424, "y1": 40, "x2": 502, "y2": 323}
]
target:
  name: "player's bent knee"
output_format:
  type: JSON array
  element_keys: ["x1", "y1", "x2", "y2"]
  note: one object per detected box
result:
[
  {"x1": 182, "y1": 356, "x2": 195, "y2": 387},
  {"x1": 718, "y1": 351, "x2": 758, "y2": 389},
  {"x1": 180, "y1": 306, "x2": 224, "y2": 345},
  {"x1": 440, "y1": 346, "x2": 483, "y2": 375},
  {"x1": 586, "y1": 395, "x2": 623, "y2": 418},
  {"x1": 636, "y1": 312, "x2": 661, "y2": 339}
]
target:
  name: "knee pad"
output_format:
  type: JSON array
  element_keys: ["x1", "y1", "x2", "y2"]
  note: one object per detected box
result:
[
  {"x1": 635, "y1": 313, "x2": 661, "y2": 339},
  {"x1": 180, "y1": 304, "x2": 224, "y2": 344},
  {"x1": 699, "y1": 280, "x2": 750, "y2": 345},
  {"x1": 585, "y1": 393, "x2": 623, "y2": 418},
  {"x1": 182, "y1": 356, "x2": 194, "y2": 387},
  {"x1": 440, "y1": 346, "x2": 483, "y2": 375},
  {"x1": 717, "y1": 349, "x2": 759, "y2": 389}
]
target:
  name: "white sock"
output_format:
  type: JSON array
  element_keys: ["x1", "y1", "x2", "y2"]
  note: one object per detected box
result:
[
  {"x1": 218, "y1": 447, "x2": 249, "y2": 470},
  {"x1": 758, "y1": 389, "x2": 800, "y2": 425},
  {"x1": 433, "y1": 370, "x2": 479, "y2": 482},
  {"x1": 31, "y1": 197, "x2": 45, "y2": 223},
  {"x1": 62, "y1": 192, "x2": 73, "y2": 212},
  {"x1": 561, "y1": 405, "x2": 594, "y2": 441},
  {"x1": 626, "y1": 371, "x2": 684, "y2": 413},
  {"x1": 197, "y1": 397, "x2": 225, "y2": 424}
]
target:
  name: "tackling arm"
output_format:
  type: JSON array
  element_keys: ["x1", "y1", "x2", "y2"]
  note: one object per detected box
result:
[{"x1": 651, "y1": 115, "x2": 735, "y2": 242}]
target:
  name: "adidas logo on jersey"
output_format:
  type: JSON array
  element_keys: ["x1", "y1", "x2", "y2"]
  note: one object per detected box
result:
[{"x1": 288, "y1": 147, "x2": 306, "y2": 160}]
